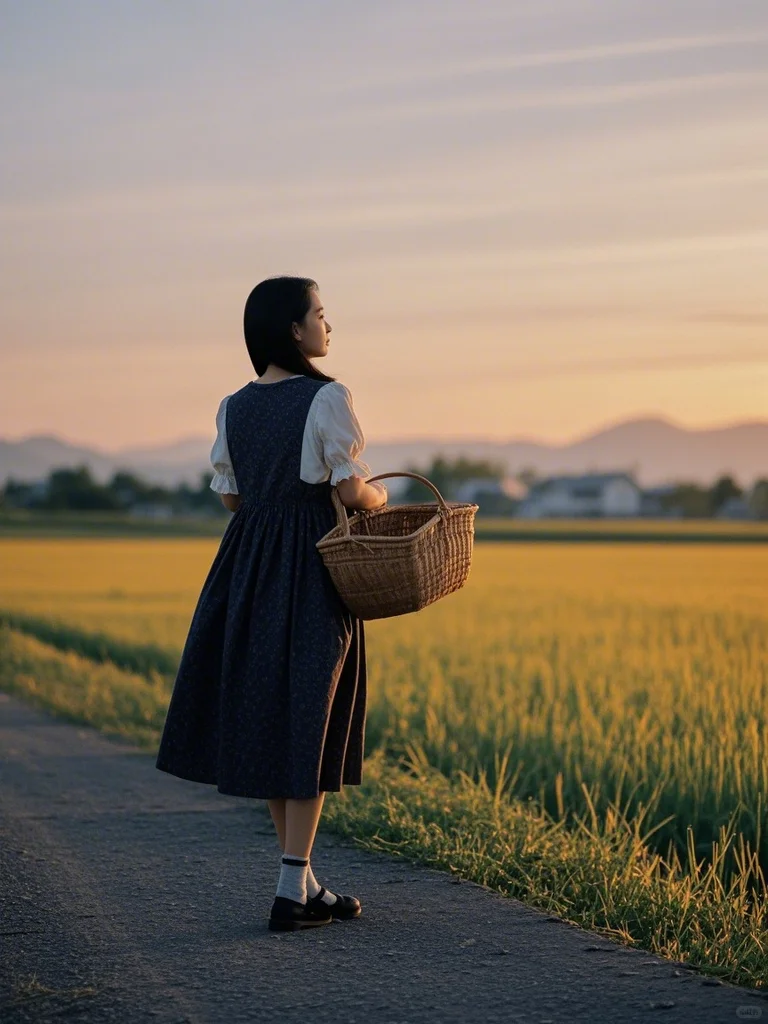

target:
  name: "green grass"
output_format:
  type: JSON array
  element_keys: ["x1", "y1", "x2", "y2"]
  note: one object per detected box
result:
[
  {"x1": 2, "y1": 535, "x2": 768, "y2": 988},
  {"x1": 1, "y1": 621, "x2": 766, "y2": 989},
  {"x1": 0, "y1": 509, "x2": 228, "y2": 537},
  {"x1": 2, "y1": 507, "x2": 767, "y2": 542},
  {"x1": 0, "y1": 609, "x2": 179, "y2": 679},
  {"x1": 0, "y1": 624, "x2": 169, "y2": 748}
]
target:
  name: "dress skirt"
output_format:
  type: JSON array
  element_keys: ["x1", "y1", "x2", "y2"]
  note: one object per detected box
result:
[{"x1": 155, "y1": 376, "x2": 368, "y2": 799}]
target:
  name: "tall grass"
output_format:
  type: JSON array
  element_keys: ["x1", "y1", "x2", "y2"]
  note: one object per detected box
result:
[
  {"x1": 0, "y1": 624, "x2": 169, "y2": 747},
  {"x1": 2, "y1": 620, "x2": 766, "y2": 987},
  {"x1": 1, "y1": 539, "x2": 767, "y2": 893}
]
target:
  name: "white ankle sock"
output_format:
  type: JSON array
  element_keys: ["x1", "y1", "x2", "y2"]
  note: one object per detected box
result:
[
  {"x1": 276, "y1": 853, "x2": 309, "y2": 904},
  {"x1": 306, "y1": 862, "x2": 338, "y2": 906}
]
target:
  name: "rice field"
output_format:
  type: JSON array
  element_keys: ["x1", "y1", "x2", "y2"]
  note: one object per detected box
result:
[{"x1": 1, "y1": 534, "x2": 767, "y2": 984}]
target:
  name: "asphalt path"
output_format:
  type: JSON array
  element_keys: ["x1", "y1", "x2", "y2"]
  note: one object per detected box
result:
[{"x1": 1, "y1": 690, "x2": 765, "y2": 1023}]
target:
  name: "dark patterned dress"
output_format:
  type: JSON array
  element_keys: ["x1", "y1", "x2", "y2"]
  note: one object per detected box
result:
[{"x1": 155, "y1": 376, "x2": 367, "y2": 799}]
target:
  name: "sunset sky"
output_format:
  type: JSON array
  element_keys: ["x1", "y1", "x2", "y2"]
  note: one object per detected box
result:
[{"x1": 2, "y1": 0, "x2": 767, "y2": 451}]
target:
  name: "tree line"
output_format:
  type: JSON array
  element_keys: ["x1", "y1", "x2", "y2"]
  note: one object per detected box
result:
[
  {"x1": 1, "y1": 466, "x2": 224, "y2": 514},
  {"x1": 1, "y1": 457, "x2": 766, "y2": 518}
]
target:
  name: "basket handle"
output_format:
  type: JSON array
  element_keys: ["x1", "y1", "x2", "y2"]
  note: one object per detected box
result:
[
  {"x1": 367, "y1": 471, "x2": 451, "y2": 509},
  {"x1": 330, "y1": 471, "x2": 451, "y2": 539}
]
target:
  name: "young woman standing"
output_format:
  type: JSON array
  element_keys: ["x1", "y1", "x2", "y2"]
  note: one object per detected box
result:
[{"x1": 155, "y1": 276, "x2": 387, "y2": 931}]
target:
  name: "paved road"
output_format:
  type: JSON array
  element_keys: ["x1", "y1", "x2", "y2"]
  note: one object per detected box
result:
[{"x1": 1, "y1": 691, "x2": 765, "y2": 1023}]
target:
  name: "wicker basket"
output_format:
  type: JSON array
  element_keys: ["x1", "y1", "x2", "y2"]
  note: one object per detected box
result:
[{"x1": 315, "y1": 471, "x2": 479, "y2": 620}]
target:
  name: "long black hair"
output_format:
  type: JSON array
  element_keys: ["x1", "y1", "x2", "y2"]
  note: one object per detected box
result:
[{"x1": 243, "y1": 276, "x2": 336, "y2": 383}]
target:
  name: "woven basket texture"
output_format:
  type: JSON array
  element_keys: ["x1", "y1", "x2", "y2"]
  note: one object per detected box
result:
[{"x1": 316, "y1": 471, "x2": 479, "y2": 620}]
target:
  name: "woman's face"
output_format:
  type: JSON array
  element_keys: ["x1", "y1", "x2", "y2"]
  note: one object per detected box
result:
[{"x1": 293, "y1": 289, "x2": 331, "y2": 358}]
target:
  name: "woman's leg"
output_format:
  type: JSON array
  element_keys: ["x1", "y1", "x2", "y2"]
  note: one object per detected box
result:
[
  {"x1": 266, "y1": 798, "x2": 286, "y2": 851},
  {"x1": 271, "y1": 794, "x2": 330, "y2": 913},
  {"x1": 271, "y1": 794, "x2": 347, "y2": 909},
  {"x1": 284, "y1": 794, "x2": 326, "y2": 859}
]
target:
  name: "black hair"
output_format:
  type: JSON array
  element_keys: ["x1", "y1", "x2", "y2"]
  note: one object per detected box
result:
[{"x1": 243, "y1": 276, "x2": 336, "y2": 383}]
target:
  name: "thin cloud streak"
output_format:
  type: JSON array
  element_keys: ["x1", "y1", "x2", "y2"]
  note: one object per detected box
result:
[
  {"x1": 346, "y1": 70, "x2": 768, "y2": 121},
  {"x1": 5, "y1": 156, "x2": 766, "y2": 229},
  {"x1": 320, "y1": 30, "x2": 768, "y2": 94},
  {"x1": 2, "y1": 155, "x2": 766, "y2": 239},
  {"x1": 685, "y1": 311, "x2": 768, "y2": 325},
  {"x1": 372, "y1": 350, "x2": 768, "y2": 387},
  {"x1": 507, "y1": 350, "x2": 768, "y2": 377},
  {"x1": 352, "y1": 230, "x2": 768, "y2": 273},
  {"x1": 366, "y1": 304, "x2": 768, "y2": 328}
]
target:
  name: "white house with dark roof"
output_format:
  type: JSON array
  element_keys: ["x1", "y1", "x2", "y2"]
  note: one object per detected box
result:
[{"x1": 515, "y1": 472, "x2": 642, "y2": 518}]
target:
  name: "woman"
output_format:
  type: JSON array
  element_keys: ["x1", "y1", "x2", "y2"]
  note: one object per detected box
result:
[{"x1": 155, "y1": 276, "x2": 387, "y2": 931}]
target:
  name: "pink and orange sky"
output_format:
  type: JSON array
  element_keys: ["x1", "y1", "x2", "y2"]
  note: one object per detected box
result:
[{"x1": 1, "y1": 0, "x2": 767, "y2": 450}]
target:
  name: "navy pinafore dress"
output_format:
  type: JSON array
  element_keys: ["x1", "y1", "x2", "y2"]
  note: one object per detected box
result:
[{"x1": 155, "y1": 375, "x2": 367, "y2": 799}]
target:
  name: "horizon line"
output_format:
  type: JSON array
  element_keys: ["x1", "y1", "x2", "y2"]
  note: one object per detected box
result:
[{"x1": 5, "y1": 414, "x2": 768, "y2": 455}]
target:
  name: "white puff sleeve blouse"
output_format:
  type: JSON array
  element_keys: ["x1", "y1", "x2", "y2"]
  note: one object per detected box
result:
[{"x1": 209, "y1": 377, "x2": 373, "y2": 494}]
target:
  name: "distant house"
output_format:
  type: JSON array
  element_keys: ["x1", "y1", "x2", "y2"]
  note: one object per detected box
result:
[
  {"x1": 453, "y1": 476, "x2": 526, "y2": 502},
  {"x1": 453, "y1": 476, "x2": 524, "y2": 516},
  {"x1": 515, "y1": 472, "x2": 641, "y2": 518},
  {"x1": 4, "y1": 478, "x2": 50, "y2": 508},
  {"x1": 26, "y1": 480, "x2": 50, "y2": 501},
  {"x1": 715, "y1": 496, "x2": 752, "y2": 520}
]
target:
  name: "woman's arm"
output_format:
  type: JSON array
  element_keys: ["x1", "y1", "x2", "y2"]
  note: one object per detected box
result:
[
  {"x1": 220, "y1": 493, "x2": 242, "y2": 513},
  {"x1": 335, "y1": 476, "x2": 387, "y2": 511},
  {"x1": 210, "y1": 395, "x2": 240, "y2": 507}
]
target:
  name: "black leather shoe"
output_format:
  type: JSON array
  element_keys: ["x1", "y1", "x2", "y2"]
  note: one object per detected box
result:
[
  {"x1": 306, "y1": 885, "x2": 362, "y2": 920},
  {"x1": 268, "y1": 895, "x2": 333, "y2": 931}
]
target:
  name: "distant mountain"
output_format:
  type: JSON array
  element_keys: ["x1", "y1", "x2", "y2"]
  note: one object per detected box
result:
[
  {"x1": 1, "y1": 416, "x2": 766, "y2": 494},
  {"x1": 0, "y1": 433, "x2": 215, "y2": 494},
  {"x1": 356, "y1": 416, "x2": 768, "y2": 491}
]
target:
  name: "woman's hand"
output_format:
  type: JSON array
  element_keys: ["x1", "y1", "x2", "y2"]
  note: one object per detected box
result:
[{"x1": 368, "y1": 480, "x2": 388, "y2": 507}]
